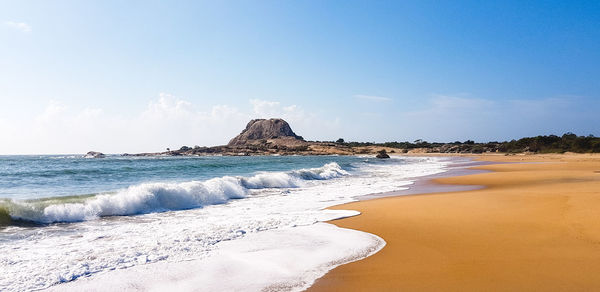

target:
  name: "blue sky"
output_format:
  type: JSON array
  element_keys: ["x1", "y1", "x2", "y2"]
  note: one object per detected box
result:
[{"x1": 1, "y1": 1, "x2": 599, "y2": 154}]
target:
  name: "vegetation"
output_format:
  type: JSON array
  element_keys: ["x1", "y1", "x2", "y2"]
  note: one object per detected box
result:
[
  {"x1": 323, "y1": 133, "x2": 600, "y2": 154},
  {"x1": 166, "y1": 133, "x2": 599, "y2": 156},
  {"x1": 498, "y1": 133, "x2": 600, "y2": 153}
]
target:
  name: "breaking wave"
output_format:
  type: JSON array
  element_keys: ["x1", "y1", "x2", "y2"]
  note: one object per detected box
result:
[{"x1": 0, "y1": 162, "x2": 348, "y2": 225}]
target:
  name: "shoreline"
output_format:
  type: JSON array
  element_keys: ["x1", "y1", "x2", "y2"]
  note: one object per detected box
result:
[
  {"x1": 27, "y1": 156, "x2": 444, "y2": 291},
  {"x1": 357, "y1": 156, "x2": 497, "y2": 201},
  {"x1": 308, "y1": 153, "x2": 600, "y2": 291}
]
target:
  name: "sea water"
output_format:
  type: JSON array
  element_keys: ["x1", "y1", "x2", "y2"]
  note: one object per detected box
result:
[{"x1": 0, "y1": 155, "x2": 451, "y2": 291}]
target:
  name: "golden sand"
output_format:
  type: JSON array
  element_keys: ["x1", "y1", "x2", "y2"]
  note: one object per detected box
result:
[{"x1": 309, "y1": 154, "x2": 600, "y2": 291}]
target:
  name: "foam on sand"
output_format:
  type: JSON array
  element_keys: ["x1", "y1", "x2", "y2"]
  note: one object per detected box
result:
[{"x1": 47, "y1": 222, "x2": 385, "y2": 292}]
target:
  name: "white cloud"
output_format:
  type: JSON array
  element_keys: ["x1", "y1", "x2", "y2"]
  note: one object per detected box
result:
[
  {"x1": 354, "y1": 94, "x2": 392, "y2": 102},
  {"x1": 249, "y1": 99, "x2": 341, "y2": 140},
  {"x1": 140, "y1": 93, "x2": 195, "y2": 122},
  {"x1": 0, "y1": 95, "x2": 340, "y2": 154},
  {"x1": 35, "y1": 100, "x2": 68, "y2": 123},
  {"x1": 5, "y1": 21, "x2": 32, "y2": 33},
  {"x1": 249, "y1": 99, "x2": 308, "y2": 123},
  {"x1": 250, "y1": 99, "x2": 283, "y2": 118},
  {"x1": 0, "y1": 93, "x2": 596, "y2": 154},
  {"x1": 77, "y1": 107, "x2": 104, "y2": 119}
]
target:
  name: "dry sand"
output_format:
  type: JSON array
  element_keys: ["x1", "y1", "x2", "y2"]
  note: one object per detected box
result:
[{"x1": 309, "y1": 154, "x2": 600, "y2": 291}]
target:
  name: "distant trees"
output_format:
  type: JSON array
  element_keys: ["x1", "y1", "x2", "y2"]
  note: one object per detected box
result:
[
  {"x1": 498, "y1": 133, "x2": 600, "y2": 153},
  {"x1": 174, "y1": 133, "x2": 599, "y2": 155},
  {"x1": 321, "y1": 133, "x2": 600, "y2": 154}
]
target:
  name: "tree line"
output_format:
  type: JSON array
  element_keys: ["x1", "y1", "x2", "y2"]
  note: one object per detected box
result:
[{"x1": 327, "y1": 133, "x2": 600, "y2": 153}]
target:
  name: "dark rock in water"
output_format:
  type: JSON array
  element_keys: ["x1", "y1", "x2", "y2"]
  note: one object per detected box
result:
[
  {"x1": 376, "y1": 149, "x2": 390, "y2": 159},
  {"x1": 228, "y1": 118, "x2": 304, "y2": 146},
  {"x1": 84, "y1": 151, "x2": 106, "y2": 158}
]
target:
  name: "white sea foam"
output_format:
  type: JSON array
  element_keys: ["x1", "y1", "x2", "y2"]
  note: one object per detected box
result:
[
  {"x1": 8, "y1": 162, "x2": 349, "y2": 224},
  {"x1": 46, "y1": 223, "x2": 385, "y2": 292},
  {"x1": 0, "y1": 156, "x2": 453, "y2": 292}
]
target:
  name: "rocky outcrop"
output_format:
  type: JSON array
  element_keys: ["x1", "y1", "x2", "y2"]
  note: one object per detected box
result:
[
  {"x1": 228, "y1": 119, "x2": 304, "y2": 146},
  {"x1": 122, "y1": 118, "x2": 505, "y2": 157},
  {"x1": 376, "y1": 150, "x2": 390, "y2": 159},
  {"x1": 84, "y1": 151, "x2": 106, "y2": 158}
]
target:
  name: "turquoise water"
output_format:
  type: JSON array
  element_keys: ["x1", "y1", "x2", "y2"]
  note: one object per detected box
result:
[
  {"x1": 0, "y1": 155, "x2": 366, "y2": 200},
  {"x1": 0, "y1": 155, "x2": 389, "y2": 225}
]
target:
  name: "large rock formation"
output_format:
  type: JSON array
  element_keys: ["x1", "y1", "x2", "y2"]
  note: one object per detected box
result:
[{"x1": 228, "y1": 119, "x2": 304, "y2": 146}]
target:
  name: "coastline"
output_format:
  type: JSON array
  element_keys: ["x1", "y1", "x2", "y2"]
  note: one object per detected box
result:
[
  {"x1": 357, "y1": 156, "x2": 497, "y2": 200},
  {"x1": 308, "y1": 153, "x2": 600, "y2": 291},
  {"x1": 28, "y1": 156, "x2": 444, "y2": 292}
]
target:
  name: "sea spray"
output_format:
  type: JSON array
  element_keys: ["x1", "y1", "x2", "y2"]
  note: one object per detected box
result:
[{"x1": 5, "y1": 162, "x2": 349, "y2": 224}]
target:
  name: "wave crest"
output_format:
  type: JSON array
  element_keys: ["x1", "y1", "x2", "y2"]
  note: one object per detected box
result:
[{"x1": 2, "y1": 162, "x2": 348, "y2": 224}]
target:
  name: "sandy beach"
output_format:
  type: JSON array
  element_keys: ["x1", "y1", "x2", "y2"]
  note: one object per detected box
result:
[{"x1": 309, "y1": 154, "x2": 600, "y2": 291}]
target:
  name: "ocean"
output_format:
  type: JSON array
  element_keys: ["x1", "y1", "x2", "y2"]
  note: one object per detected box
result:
[{"x1": 0, "y1": 155, "x2": 452, "y2": 291}]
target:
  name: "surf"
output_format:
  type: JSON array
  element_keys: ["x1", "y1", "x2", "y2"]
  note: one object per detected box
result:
[{"x1": 1, "y1": 162, "x2": 349, "y2": 225}]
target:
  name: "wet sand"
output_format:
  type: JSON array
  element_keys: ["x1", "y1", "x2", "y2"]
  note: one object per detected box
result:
[
  {"x1": 308, "y1": 154, "x2": 600, "y2": 291},
  {"x1": 358, "y1": 157, "x2": 497, "y2": 200}
]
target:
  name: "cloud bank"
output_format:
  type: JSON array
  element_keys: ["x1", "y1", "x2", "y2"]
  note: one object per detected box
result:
[
  {"x1": 0, "y1": 93, "x2": 597, "y2": 154},
  {"x1": 4, "y1": 21, "x2": 32, "y2": 32},
  {"x1": 0, "y1": 94, "x2": 340, "y2": 154}
]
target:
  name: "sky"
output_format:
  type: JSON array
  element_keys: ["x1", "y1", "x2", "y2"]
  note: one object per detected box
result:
[{"x1": 1, "y1": 0, "x2": 599, "y2": 154}]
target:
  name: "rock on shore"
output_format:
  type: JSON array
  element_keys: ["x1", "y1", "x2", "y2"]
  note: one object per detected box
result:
[{"x1": 376, "y1": 150, "x2": 390, "y2": 159}]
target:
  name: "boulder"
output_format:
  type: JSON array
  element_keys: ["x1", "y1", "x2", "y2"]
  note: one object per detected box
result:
[
  {"x1": 375, "y1": 149, "x2": 390, "y2": 159},
  {"x1": 84, "y1": 151, "x2": 106, "y2": 158}
]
